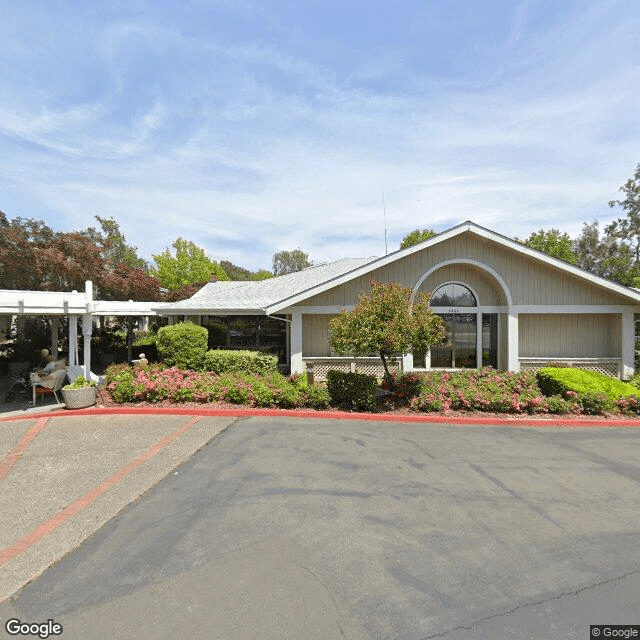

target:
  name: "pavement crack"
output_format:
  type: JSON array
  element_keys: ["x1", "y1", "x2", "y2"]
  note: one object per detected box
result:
[
  {"x1": 420, "y1": 567, "x2": 640, "y2": 639},
  {"x1": 300, "y1": 564, "x2": 347, "y2": 638}
]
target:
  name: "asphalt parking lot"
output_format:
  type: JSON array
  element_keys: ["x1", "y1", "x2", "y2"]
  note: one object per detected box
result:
[{"x1": 1, "y1": 415, "x2": 640, "y2": 639}]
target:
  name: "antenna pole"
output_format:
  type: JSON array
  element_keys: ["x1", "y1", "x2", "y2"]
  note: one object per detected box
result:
[{"x1": 383, "y1": 193, "x2": 388, "y2": 255}]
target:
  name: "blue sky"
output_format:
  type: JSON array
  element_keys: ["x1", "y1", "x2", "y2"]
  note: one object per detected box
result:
[{"x1": 1, "y1": 0, "x2": 639, "y2": 270}]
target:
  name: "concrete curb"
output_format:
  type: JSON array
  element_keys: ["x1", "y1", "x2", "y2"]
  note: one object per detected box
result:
[{"x1": 2, "y1": 404, "x2": 640, "y2": 427}]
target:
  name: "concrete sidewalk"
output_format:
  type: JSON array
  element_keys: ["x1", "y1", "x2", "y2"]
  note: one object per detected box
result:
[{"x1": 0, "y1": 412, "x2": 238, "y2": 601}]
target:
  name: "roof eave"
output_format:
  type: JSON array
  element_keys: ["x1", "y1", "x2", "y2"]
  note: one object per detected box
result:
[
  {"x1": 268, "y1": 221, "x2": 640, "y2": 309},
  {"x1": 152, "y1": 306, "x2": 266, "y2": 315}
]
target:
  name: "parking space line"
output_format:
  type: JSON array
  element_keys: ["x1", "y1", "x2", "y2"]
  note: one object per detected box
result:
[
  {"x1": 0, "y1": 417, "x2": 49, "y2": 482},
  {"x1": 0, "y1": 415, "x2": 203, "y2": 568}
]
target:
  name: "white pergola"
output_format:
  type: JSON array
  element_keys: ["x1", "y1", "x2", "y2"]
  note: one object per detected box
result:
[{"x1": 0, "y1": 281, "x2": 158, "y2": 379}]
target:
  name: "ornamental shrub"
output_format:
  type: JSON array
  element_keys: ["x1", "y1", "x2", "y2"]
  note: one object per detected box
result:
[
  {"x1": 299, "y1": 384, "x2": 331, "y2": 410},
  {"x1": 537, "y1": 367, "x2": 639, "y2": 401},
  {"x1": 578, "y1": 391, "x2": 614, "y2": 415},
  {"x1": 156, "y1": 322, "x2": 208, "y2": 370},
  {"x1": 105, "y1": 362, "x2": 134, "y2": 385},
  {"x1": 616, "y1": 395, "x2": 640, "y2": 415},
  {"x1": 381, "y1": 371, "x2": 422, "y2": 404},
  {"x1": 409, "y1": 368, "x2": 544, "y2": 414},
  {"x1": 105, "y1": 363, "x2": 137, "y2": 402},
  {"x1": 543, "y1": 395, "x2": 577, "y2": 414},
  {"x1": 203, "y1": 349, "x2": 279, "y2": 375},
  {"x1": 63, "y1": 375, "x2": 96, "y2": 390},
  {"x1": 326, "y1": 370, "x2": 377, "y2": 411}
]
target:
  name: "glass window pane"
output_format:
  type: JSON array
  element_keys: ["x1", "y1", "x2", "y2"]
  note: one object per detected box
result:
[
  {"x1": 482, "y1": 314, "x2": 498, "y2": 368},
  {"x1": 431, "y1": 283, "x2": 476, "y2": 307},
  {"x1": 453, "y1": 314, "x2": 477, "y2": 368},
  {"x1": 430, "y1": 314, "x2": 453, "y2": 367}
]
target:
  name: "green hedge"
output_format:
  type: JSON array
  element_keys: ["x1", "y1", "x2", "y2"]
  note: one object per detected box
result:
[
  {"x1": 203, "y1": 349, "x2": 279, "y2": 375},
  {"x1": 326, "y1": 370, "x2": 377, "y2": 411},
  {"x1": 156, "y1": 322, "x2": 208, "y2": 370},
  {"x1": 537, "y1": 367, "x2": 639, "y2": 401}
]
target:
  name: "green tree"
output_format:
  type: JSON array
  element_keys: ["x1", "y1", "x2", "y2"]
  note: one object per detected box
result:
[
  {"x1": 84, "y1": 216, "x2": 147, "y2": 270},
  {"x1": 150, "y1": 238, "x2": 229, "y2": 290},
  {"x1": 606, "y1": 163, "x2": 640, "y2": 266},
  {"x1": 329, "y1": 281, "x2": 446, "y2": 384},
  {"x1": 573, "y1": 221, "x2": 638, "y2": 286},
  {"x1": 0, "y1": 214, "x2": 160, "y2": 299},
  {"x1": 400, "y1": 228, "x2": 436, "y2": 249},
  {"x1": 251, "y1": 269, "x2": 273, "y2": 280},
  {"x1": 220, "y1": 260, "x2": 273, "y2": 281},
  {"x1": 521, "y1": 228, "x2": 577, "y2": 264},
  {"x1": 272, "y1": 248, "x2": 310, "y2": 276}
]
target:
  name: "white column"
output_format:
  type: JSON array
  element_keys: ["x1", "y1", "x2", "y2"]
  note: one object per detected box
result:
[
  {"x1": 51, "y1": 317, "x2": 60, "y2": 357},
  {"x1": 285, "y1": 318, "x2": 291, "y2": 367},
  {"x1": 69, "y1": 315, "x2": 78, "y2": 366},
  {"x1": 82, "y1": 314, "x2": 93, "y2": 379},
  {"x1": 291, "y1": 311, "x2": 303, "y2": 374},
  {"x1": 507, "y1": 311, "x2": 519, "y2": 372},
  {"x1": 621, "y1": 311, "x2": 635, "y2": 379},
  {"x1": 402, "y1": 353, "x2": 413, "y2": 372},
  {"x1": 476, "y1": 311, "x2": 482, "y2": 368}
]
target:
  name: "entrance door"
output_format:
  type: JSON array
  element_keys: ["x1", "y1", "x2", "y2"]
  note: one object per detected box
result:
[{"x1": 431, "y1": 313, "x2": 477, "y2": 368}]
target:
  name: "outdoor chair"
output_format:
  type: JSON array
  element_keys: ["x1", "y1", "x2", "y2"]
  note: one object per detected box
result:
[{"x1": 30, "y1": 369, "x2": 67, "y2": 406}]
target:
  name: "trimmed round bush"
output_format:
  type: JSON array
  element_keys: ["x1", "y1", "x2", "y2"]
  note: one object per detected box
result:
[{"x1": 156, "y1": 322, "x2": 208, "y2": 370}]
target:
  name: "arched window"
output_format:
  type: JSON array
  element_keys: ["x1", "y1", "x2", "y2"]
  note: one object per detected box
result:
[{"x1": 430, "y1": 283, "x2": 477, "y2": 307}]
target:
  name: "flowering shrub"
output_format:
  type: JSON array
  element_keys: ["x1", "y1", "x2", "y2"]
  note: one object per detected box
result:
[
  {"x1": 381, "y1": 372, "x2": 422, "y2": 405},
  {"x1": 577, "y1": 391, "x2": 613, "y2": 415},
  {"x1": 542, "y1": 394, "x2": 580, "y2": 415},
  {"x1": 410, "y1": 368, "x2": 546, "y2": 414},
  {"x1": 105, "y1": 363, "x2": 638, "y2": 417},
  {"x1": 615, "y1": 395, "x2": 640, "y2": 415},
  {"x1": 105, "y1": 363, "x2": 329, "y2": 409}
]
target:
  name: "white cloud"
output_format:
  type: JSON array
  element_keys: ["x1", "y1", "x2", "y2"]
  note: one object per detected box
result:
[{"x1": 0, "y1": 0, "x2": 638, "y2": 271}]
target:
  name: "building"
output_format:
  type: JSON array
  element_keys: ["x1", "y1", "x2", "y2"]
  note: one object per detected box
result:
[{"x1": 158, "y1": 221, "x2": 640, "y2": 379}]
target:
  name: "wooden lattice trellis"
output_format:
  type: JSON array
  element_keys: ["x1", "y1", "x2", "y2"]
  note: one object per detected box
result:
[
  {"x1": 518, "y1": 359, "x2": 622, "y2": 378},
  {"x1": 303, "y1": 358, "x2": 401, "y2": 380}
]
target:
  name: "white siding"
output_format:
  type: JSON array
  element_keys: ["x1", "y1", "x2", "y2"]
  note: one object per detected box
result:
[
  {"x1": 302, "y1": 314, "x2": 336, "y2": 356},
  {"x1": 519, "y1": 314, "x2": 621, "y2": 358},
  {"x1": 299, "y1": 231, "x2": 633, "y2": 308}
]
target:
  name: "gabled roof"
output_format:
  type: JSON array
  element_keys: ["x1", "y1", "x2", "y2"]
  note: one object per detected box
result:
[
  {"x1": 154, "y1": 221, "x2": 640, "y2": 315},
  {"x1": 154, "y1": 257, "x2": 378, "y2": 314},
  {"x1": 262, "y1": 221, "x2": 640, "y2": 312}
]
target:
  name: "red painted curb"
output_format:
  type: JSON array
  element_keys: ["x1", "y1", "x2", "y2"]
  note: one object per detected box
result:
[
  {"x1": 1, "y1": 405, "x2": 640, "y2": 427},
  {"x1": 0, "y1": 416, "x2": 202, "y2": 568},
  {"x1": 0, "y1": 417, "x2": 49, "y2": 482}
]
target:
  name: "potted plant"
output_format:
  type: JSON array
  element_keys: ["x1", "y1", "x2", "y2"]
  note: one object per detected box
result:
[{"x1": 62, "y1": 375, "x2": 97, "y2": 409}]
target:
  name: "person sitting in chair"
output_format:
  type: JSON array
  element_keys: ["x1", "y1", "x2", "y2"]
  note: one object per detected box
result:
[
  {"x1": 36, "y1": 355, "x2": 56, "y2": 377},
  {"x1": 34, "y1": 356, "x2": 67, "y2": 382}
]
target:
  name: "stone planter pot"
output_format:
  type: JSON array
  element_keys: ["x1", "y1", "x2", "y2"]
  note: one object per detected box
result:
[{"x1": 62, "y1": 386, "x2": 96, "y2": 409}]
